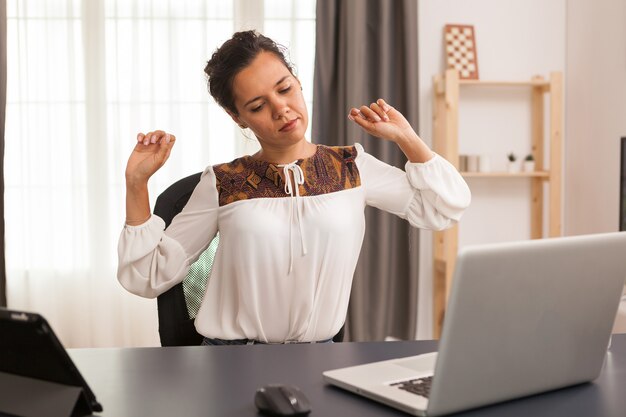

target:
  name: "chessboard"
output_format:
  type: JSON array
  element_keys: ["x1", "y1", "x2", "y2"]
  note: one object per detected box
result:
[{"x1": 443, "y1": 24, "x2": 479, "y2": 80}]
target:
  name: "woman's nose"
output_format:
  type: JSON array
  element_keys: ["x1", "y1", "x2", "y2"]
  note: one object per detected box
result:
[
  {"x1": 274, "y1": 108, "x2": 289, "y2": 120},
  {"x1": 270, "y1": 98, "x2": 289, "y2": 119}
]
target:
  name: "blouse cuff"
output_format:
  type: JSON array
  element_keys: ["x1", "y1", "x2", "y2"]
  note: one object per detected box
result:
[
  {"x1": 405, "y1": 153, "x2": 446, "y2": 190},
  {"x1": 404, "y1": 153, "x2": 471, "y2": 218},
  {"x1": 119, "y1": 215, "x2": 167, "y2": 262},
  {"x1": 124, "y1": 214, "x2": 163, "y2": 230}
]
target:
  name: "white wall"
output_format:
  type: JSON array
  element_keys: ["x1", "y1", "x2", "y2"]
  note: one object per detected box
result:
[
  {"x1": 566, "y1": 0, "x2": 626, "y2": 334},
  {"x1": 416, "y1": 0, "x2": 566, "y2": 339},
  {"x1": 565, "y1": 0, "x2": 626, "y2": 236}
]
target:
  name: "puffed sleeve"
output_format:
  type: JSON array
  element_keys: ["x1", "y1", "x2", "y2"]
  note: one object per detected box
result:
[
  {"x1": 354, "y1": 143, "x2": 470, "y2": 230},
  {"x1": 117, "y1": 166, "x2": 220, "y2": 298}
]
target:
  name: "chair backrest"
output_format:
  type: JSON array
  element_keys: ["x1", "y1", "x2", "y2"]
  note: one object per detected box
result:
[
  {"x1": 153, "y1": 172, "x2": 345, "y2": 344},
  {"x1": 154, "y1": 172, "x2": 218, "y2": 346}
]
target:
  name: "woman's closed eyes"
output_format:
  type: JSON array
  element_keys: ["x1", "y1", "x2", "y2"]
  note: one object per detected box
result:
[{"x1": 249, "y1": 86, "x2": 293, "y2": 113}]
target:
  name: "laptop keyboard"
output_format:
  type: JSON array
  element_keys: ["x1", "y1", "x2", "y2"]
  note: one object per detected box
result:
[{"x1": 390, "y1": 376, "x2": 433, "y2": 398}]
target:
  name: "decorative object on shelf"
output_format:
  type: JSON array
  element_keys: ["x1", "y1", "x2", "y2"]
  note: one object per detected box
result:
[
  {"x1": 478, "y1": 155, "x2": 491, "y2": 173},
  {"x1": 523, "y1": 154, "x2": 536, "y2": 172},
  {"x1": 507, "y1": 152, "x2": 518, "y2": 173},
  {"x1": 443, "y1": 24, "x2": 479, "y2": 80},
  {"x1": 459, "y1": 155, "x2": 468, "y2": 171},
  {"x1": 467, "y1": 155, "x2": 479, "y2": 172}
]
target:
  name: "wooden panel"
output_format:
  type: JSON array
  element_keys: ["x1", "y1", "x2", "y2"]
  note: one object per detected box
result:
[
  {"x1": 444, "y1": 69, "x2": 460, "y2": 167},
  {"x1": 434, "y1": 71, "x2": 460, "y2": 338},
  {"x1": 432, "y1": 225, "x2": 458, "y2": 339},
  {"x1": 549, "y1": 72, "x2": 563, "y2": 237},
  {"x1": 460, "y1": 79, "x2": 550, "y2": 87},
  {"x1": 432, "y1": 74, "x2": 445, "y2": 156},
  {"x1": 531, "y1": 77, "x2": 545, "y2": 239},
  {"x1": 433, "y1": 258, "x2": 446, "y2": 339},
  {"x1": 432, "y1": 74, "x2": 446, "y2": 338},
  {"x1": 530, "y1": 178, "x2": 544, "y2": 239}
]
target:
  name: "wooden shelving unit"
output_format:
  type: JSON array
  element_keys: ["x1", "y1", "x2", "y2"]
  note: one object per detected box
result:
[{"x1": 431, "y1": 69, "x2": 563, "y2": 338}]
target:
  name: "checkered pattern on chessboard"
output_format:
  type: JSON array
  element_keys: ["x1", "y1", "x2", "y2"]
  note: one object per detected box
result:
[{"x1": 444, "y1": 24, "x2": 479, "y2": 80}]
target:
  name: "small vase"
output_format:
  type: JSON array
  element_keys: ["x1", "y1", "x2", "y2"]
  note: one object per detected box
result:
[
  {"x1": 523, "y1": 161, "x2": 536, "y2": 172},
  {"x1": 507, "y1": 162, "x2": 518, "y2": 173},
  {"x1": 467, "y1": 155, "x2": 479, "y2": 172},
  {"x1": 478, "y1": 155, "x2": 491, "y2": 173}
]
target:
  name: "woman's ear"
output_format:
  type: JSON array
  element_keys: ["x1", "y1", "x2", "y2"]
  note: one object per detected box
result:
[{"x1": 226, "y1": 110, "x2": 247, "y2": 129}]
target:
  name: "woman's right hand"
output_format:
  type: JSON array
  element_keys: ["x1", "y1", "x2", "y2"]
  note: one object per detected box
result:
[{"x1": 125, "y1": 130, "x2": 176, "y2": 186}]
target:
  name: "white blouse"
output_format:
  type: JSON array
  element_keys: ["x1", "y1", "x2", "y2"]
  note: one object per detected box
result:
[{"x1": 117, "y1": 143, "x2": 471, "y2": 343}]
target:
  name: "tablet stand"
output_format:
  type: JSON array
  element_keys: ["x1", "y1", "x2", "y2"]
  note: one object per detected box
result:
[{"x1": 0, "y1": 372, "x2": 93, "y2": 417}]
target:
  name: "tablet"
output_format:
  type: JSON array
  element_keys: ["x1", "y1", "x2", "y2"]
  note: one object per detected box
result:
[{"x1": 0, "y1": 308, "x2": 103, "y2": 414}]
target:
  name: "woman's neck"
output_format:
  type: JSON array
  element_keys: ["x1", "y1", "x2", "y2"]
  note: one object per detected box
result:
[{"x1": 253, "y1": 140, "x2": 317, "y2": 164}]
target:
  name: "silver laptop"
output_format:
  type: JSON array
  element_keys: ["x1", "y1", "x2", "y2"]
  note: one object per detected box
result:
[{"x1": 323, "y1": 232, "x2": 626, "y2": 416}]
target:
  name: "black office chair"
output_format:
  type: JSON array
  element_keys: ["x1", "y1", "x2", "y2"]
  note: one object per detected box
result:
[
  {"x1": 154, "y1": 172, "x2": 216, "y2": 346},
  {"x1": 154, "y1": 172, "x2": 345, "y2": 345}
]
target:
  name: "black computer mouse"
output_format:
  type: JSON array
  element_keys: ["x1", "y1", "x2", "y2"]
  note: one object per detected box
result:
[{"x1": 254, "y1": 384, "x2": 312, "y2": 416}]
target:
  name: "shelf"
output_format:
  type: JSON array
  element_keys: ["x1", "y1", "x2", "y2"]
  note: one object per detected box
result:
[
  {"x1": 461, "y1": 171, "x2": 550, "y2": 178},
  {"x1": 459, "y1": 79, "x2": 550, "y2": 88},
  {"x1": 433, "y1": 75, "x2": 551, "y2": 96}
]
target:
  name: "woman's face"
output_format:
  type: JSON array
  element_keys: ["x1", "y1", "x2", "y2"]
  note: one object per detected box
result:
[{"x1": 230, "y1": 51, "x2": 308, "y2": 151}]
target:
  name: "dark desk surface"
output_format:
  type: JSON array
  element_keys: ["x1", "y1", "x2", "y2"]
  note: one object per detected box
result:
[{"x1": 66, "y1": 334, "x2": 626, "y2": 417}]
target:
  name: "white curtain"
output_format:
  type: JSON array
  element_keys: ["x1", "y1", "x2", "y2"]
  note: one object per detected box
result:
[{"x1": 5, "y1": 0, "x2": 316, "y2": 348}]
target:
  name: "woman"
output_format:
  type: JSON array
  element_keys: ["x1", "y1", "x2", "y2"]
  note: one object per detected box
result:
[{"x1": 118, "y1": 30, "x2": 471, "y2": 345}]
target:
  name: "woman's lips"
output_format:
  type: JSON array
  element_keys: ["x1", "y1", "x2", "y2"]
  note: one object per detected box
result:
[{"x1": 279, "y1": 119, "x2": 298, "y2": 132}]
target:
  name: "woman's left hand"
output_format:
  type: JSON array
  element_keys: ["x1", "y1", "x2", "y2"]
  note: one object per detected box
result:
[{"x1": 348, "y1": 98, "x2": 415, "y2": 143}]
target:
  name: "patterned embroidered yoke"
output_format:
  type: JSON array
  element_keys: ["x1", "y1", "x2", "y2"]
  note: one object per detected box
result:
[{"x1": 213, "y1": 145, "x2": 362, "y2": 206}]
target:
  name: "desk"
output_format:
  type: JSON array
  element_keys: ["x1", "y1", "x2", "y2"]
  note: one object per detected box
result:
[{"x1": 65, "y1": 334, "x2": 626, "y2": 417}]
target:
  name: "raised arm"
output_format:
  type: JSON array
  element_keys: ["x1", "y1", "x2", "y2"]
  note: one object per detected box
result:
[
  {"x1": 348, "y1": 98, "x2": 433, "y2": 163},
  {"x1": 349, "y1": 99, "x2": 470, "y2": 230},
  {"x1": 125, "y1": 130, "x2": 176, "y2": 225}
]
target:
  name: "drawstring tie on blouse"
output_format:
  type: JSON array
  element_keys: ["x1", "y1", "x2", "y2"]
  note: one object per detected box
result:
[{"x1": 277, "y1": 161, "x2": 307, "y2": 275}]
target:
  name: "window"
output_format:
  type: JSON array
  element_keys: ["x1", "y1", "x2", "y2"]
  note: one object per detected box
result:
[{"x1": 5, "y1": 0, "x2": 317, "y2": 347}]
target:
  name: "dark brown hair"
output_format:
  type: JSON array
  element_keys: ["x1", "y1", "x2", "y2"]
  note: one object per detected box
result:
[{"x1": 204, "y1": 30, "x2": 295, "y2": 115}]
